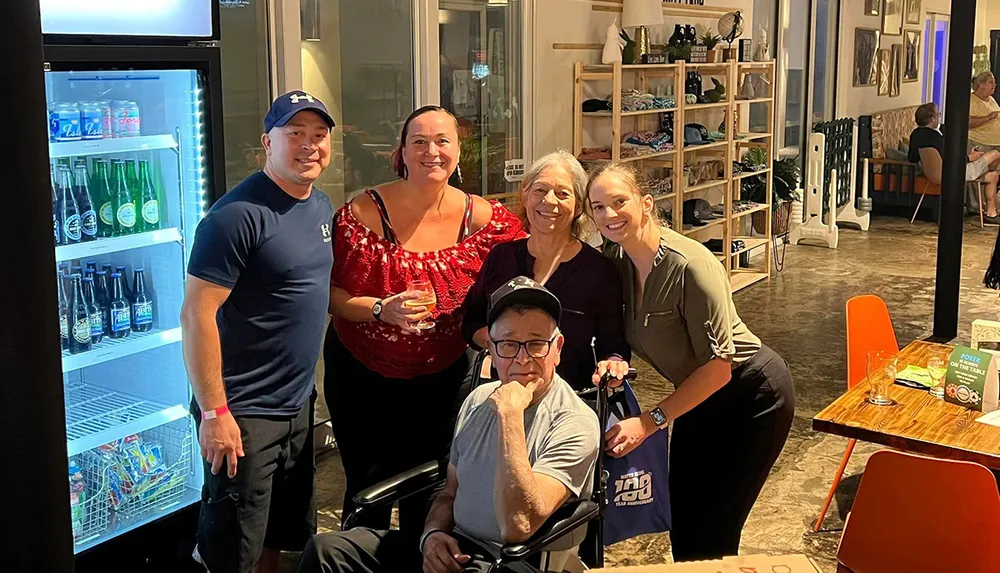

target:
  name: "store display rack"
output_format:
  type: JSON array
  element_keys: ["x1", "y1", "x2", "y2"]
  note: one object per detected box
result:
[{"x1": 572, "y1": 59, "x2": 776, "y2": 292}]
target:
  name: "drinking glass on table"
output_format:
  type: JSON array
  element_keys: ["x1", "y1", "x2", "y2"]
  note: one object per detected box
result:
[
  {"x1": 866, "y1": 350, "x2": 897, "y2": 406},
  {"x1": 405, "y1": 278, "x2": 437, "y2": 330},
  {"x1": 927, "y1": 353, "x2": 948, "y2": 400}
]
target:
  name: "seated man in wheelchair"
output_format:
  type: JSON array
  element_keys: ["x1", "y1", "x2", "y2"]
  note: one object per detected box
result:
[{"x1": 298, "y1": 277, "x2": 600, "y2": 573}]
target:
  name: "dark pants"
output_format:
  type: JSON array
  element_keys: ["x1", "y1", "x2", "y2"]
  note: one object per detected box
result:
[
  {"x1": 296, "y1": 528, "x2": 540, "y2": 573},
  {"x1": 668, "y1": 345, "x2": 795, "y2": 562},
  {"x1": 323, "y1": 329, "x2": 471, "y2": 540},
  {"x1": 193, "y1": 399, "x2": 317, "y2": 573}
]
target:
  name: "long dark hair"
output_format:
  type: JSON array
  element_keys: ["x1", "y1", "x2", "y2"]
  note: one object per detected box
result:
[{"x1": 391, "y1": 105, "x2": 459, "y2": 179}]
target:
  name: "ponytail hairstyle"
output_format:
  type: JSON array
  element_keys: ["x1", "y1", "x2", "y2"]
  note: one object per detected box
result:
[{"x1": 391, "y1": 105, "x2": 459, "y2": 179}]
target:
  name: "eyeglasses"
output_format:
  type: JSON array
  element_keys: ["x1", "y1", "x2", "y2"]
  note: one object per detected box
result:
[{"x1": 490, "y1": 334, "x2": 558, "y2": 359}]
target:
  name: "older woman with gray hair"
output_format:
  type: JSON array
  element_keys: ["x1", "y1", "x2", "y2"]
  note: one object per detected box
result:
[
  {"x1": 969, "y1": 71, "x2": 1000, "y2": 151},
  {"x1": 460, "y1": 150, "x2": 631, "y2": 391}
]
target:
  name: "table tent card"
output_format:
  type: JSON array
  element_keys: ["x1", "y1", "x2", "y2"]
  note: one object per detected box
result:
[{"x1": 945, "y1": 346, "x2": 999, "y2": 412}]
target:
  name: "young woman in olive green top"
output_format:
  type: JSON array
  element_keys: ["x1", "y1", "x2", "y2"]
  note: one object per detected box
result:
[{"x1": 586, "y1": 162, "x2": 795, "y2": 562}]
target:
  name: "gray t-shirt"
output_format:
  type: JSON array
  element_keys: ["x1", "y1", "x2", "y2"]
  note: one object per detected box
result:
[{"x1": 449, "y1": 374, "x2": 600, "y2": 545}]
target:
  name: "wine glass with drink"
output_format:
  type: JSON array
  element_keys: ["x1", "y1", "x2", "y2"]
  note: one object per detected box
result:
[{"x1": 405, "y1": 278, "x2": 437, "y2": 330}]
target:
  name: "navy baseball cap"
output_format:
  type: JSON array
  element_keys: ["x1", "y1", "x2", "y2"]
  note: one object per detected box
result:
[
  {"x1": 487, "y1": 276, "x2": 562, "y2": 328},
  {"x1": 264, "y1": 91, "x2": 335, "y2": 132}
]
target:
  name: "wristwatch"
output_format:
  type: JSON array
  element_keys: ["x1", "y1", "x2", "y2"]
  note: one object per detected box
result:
[
  {"x1": 372, "y1": 299, "x2": 384, "y2": 322},
  {"x1": 648, "y1": 406, "x2": 669, "y2": 429}
]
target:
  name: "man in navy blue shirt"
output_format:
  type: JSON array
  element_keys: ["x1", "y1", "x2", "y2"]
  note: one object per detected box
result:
[{"x1": 181, "y1": 91, "x2": 335, "y2": 573}]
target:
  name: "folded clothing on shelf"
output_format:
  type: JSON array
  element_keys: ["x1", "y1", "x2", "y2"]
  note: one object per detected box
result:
[
  {"x1": 733, "y1": 200, "x2": 763, "y2": 213},
  {"x1": 578, "y1": 147, "x2": 611, "y2": 161},
  {"x1": 623, "y1": 130, "x2": 673, "y2": 152},
  {"x1": 583, "y1": 98, "x2": 613, "y2": 112},
  {"x1": 621, "y1": 89, "x2": 674, "y2": 111},
  {"x1": 703, "y1": 238, "x2": 748, "y2": 254},
  {"x1": 649, "y1": 176, "x2": 673, "y2": 196}
]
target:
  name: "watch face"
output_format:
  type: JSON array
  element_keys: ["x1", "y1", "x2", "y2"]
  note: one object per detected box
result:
[
  {"x1": 373, "y1": 302, "x2": 383, "y2": 316},
  {"x1": 650, "y1": 408, "x2": 668, "y2": 427}
]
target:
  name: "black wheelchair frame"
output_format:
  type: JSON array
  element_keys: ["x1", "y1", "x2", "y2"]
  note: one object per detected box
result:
[{"x1": 340, "y1": 349, "x2": 637, "y2": 572}]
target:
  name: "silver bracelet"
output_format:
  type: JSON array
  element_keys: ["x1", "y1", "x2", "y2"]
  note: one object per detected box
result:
[{"x1": 419, "y1": 528, "x2": 446, "y2": 554}]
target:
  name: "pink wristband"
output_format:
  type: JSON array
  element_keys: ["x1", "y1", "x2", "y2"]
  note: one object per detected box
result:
[{"x1": 202, "y1": 405, "x2": 230, "y2": 420}]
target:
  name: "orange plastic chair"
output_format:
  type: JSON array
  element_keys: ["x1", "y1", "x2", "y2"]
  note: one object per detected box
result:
[
  {"x1": 813, "y1": 295, "x2": 898, "y2": 532},
  {"x1": 837, "y1": 450, "x2": 1000, "y2": 573}
]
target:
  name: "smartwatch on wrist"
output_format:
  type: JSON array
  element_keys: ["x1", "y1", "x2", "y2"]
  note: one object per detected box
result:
[
  {"x1": 648, "y1": 406, "x2": 669, "y2": 429},
  {"x1": 372, "y1": 299, "x2": 384, "y2": 322}
]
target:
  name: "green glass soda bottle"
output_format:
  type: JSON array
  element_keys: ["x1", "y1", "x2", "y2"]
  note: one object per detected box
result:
[
  {"x1": 137, "y1": 160, "x2": 160, "y2": 232},
  {"x1": 94, "y1": 160, "x2": 115, "y2": 238},
  {"x1": 112, "y1": 161, "x2": 137, "y2": 235},
  {"x1": 125, "y1": 159, "x2": 140, "y2": 214}
]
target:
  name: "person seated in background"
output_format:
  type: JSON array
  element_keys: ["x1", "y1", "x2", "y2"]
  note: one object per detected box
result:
[
  {"x1": 909, "y1": 102, "x2": 1000, "y2": 223},
  {"x1": 297, "y1": 277, "x2": 600, "y2": 573},
  {"x1": 969, "y1": 72, "x2": 1000, "y2": 152}
]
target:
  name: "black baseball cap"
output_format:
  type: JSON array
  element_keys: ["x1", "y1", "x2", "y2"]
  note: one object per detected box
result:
[
  {"x1": 264, "y1": 91, "x2": 336, "y2": 132},
  {"x1": 487, "y1": 276, "x2": 562, "y2": 328}
]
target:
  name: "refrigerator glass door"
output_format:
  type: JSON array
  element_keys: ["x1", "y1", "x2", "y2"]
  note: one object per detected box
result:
[{"x1": 46, "y1": 68, "x2": 207, "y2": 553}]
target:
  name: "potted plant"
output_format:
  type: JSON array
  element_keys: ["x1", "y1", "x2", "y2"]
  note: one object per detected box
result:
[
  {"x1": 739, "y1": 154, "x2": 801, "y2": 234},
  {"x1": 701, "y1": 32, "x2": 722, "y2": 63},
  {"x1": 666, "y1": 43, "x2": 693, "y2": 64}
]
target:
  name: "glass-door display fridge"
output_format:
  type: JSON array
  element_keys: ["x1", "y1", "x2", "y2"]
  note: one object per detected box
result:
[{"x1": 43, "y1": 33, "x2": 225, "y2": 558}]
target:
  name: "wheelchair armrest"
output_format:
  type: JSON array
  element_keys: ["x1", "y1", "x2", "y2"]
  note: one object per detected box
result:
[
  {"x1": 499, "y1": 499, "x2": 600, "y2": 561},
  {"x1": 352, "y1": 460, "x2": 442, "y2": 509}
]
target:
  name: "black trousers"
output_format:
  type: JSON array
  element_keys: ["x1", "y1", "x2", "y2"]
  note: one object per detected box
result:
[
  {"x1": 296, "y1": 528, "x2": 540, "y2": 573},
  {"x1": 668, "y1": 345, "x2": 795, "y2": 562},
  {"x1": 323, "y1": 328, "x2": 472, "y2": 540}
]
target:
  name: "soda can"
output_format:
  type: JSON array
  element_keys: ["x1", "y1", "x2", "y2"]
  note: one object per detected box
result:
[
  {"x1": 98, "y1": 101, "x2": 113, "y2": 139},
  {"x1": 50, "y1": 102, "x2": 82, "y2": 142},
  {"x1": 113, "y1": 100, "x2": 141, "y2": 138},
  {"x1": 80, "y1": 101, "x2": 103, "y2": 140}
]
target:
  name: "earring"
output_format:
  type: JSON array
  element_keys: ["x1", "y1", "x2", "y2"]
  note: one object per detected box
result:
[{"x1": 457, "y1": 164, "x2": 464, "y2": 183}]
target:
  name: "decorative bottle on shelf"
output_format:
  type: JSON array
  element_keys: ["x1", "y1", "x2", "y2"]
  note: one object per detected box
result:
[
  {"x1": 137, "y1": 160, "x2": 160, "y2": 232},
  {"x1": 69, "y1": 274, "x2": 92, "y2": 354},
  {"x1": 82, "y1": 276, "x2": 103, "y2": 345},
  {"x1": 112, "y1": 161, "x2": 136, "y2": 235},
  {"x1": 108, "y1": 272, "x2": 131, "y2": 339},
  {"x1": 51, "y1": 167, "x2": 61, "y2": 246},
  {"x1": 668, "y1": 25, "x2": 685, "y2": 46},
  {"x1": 94, "y1": 160, "x2": 115, "y2": 238},
  {"x1": 685, "y1": 25, "x2": 697, "y2": 45},
  {"x1": 57, "y1": 271, "x2": 69, "y2": 350},
  {"x1": 73, "y1": 163, "x2": 97, "y2": 242},
  {"x1": 131, "y1": 268, "x2": 154, "y2": 333},
  {"x1": 57, "y1": 167, "x2": 81, "y2": 245}
]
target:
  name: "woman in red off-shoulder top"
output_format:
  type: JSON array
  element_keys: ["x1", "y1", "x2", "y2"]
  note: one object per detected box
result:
[{"x1": 325, "y1": 106, "x2": 523, "y2": 535}]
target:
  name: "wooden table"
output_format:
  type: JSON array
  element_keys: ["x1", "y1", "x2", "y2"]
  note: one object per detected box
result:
[{"x1": 813, "y1": 340, "x2": 1000, "y2": 469}]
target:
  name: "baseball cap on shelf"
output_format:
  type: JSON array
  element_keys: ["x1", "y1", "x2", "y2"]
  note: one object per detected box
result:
[
  {"x1": 264, "y1": 91, "x2": 336, "y2": 132},
  {"x1": 487, "y1": 276, "x2": 562, "y2": 328},
  {"x1": 683, "y1": 198, "x2": 721, "y2": 226}
]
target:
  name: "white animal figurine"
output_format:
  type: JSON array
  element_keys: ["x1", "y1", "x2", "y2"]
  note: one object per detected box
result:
[
  {"x1": 603, "y1": 17, "x2": 626, "y2": 64},
  {"x1": 753, "y1": 26, "x2": 768, "y2": 61}
]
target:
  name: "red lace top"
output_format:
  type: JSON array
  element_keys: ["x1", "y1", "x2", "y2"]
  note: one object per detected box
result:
[{"x1": 332, "y1": 195, "x2": 525, "y2": 378}]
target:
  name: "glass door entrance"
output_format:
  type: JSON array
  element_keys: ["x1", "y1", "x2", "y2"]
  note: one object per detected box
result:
[{"x1": 438, "y1": 0, "x2": 522, "y2": 199}]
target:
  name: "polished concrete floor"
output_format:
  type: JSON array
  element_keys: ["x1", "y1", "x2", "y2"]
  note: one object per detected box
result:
[{"x1": 303, "y1": 216, "x2": 1000, "y2": 572}]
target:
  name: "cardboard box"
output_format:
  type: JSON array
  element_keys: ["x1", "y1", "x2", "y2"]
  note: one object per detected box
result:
[{"x1": 590, "y1": 554, "x2": 823, "y2": 572}]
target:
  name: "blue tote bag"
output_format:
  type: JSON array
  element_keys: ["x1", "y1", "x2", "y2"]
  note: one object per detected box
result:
[{"x1": 602, "y1": 381, "x2": 672, "y2": 545}]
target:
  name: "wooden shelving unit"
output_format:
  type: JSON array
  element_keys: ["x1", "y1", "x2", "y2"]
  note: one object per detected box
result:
[{"x1": 572, "y1": 59, "x2": 776, "y2": 292}]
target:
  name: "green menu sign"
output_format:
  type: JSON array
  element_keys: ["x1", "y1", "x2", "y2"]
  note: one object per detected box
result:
[{"x1": 945, "y1": 346, "x2": 999, "y2": 412}]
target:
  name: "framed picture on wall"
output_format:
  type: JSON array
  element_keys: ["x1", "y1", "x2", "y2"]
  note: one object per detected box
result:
[
  {"x1": 878, "y1": 48, "x2": 892, "y2": 96},
  {"x1": 882, "y1": 0, "x2": 904, "y2": 36},
  {"x1": 905, "y1": 0, "x2": 921, "y2": 24},
  {"x1": 903, "y1": 31, "x2": 920, "y2": 82},
  {"x1": 865, "y1": 0, "x2": 880, "y2": 16},
  {"x1": 891, "y1": 44, "x2": 903, "y2": 96},
  {"x1": 854, "y1": 28, "x2": 881, "y2": 86}
]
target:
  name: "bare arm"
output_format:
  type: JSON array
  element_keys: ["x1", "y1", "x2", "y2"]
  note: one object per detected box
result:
[
  {"x1": 656, "y1": 357, "x2": 731, "y2": 421},
  {"x1": 970, "y1": 112, "x2": 998, "y2": 129},
  {"x1": 493, "y1": 390, "x2": 571, "y2": 544},
  {"x1": 180, "y1": 275, "x2": 231, "y2": 411},
  {"x1": 330, "y1": 286, "x2": 380, "y2": 322}
]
